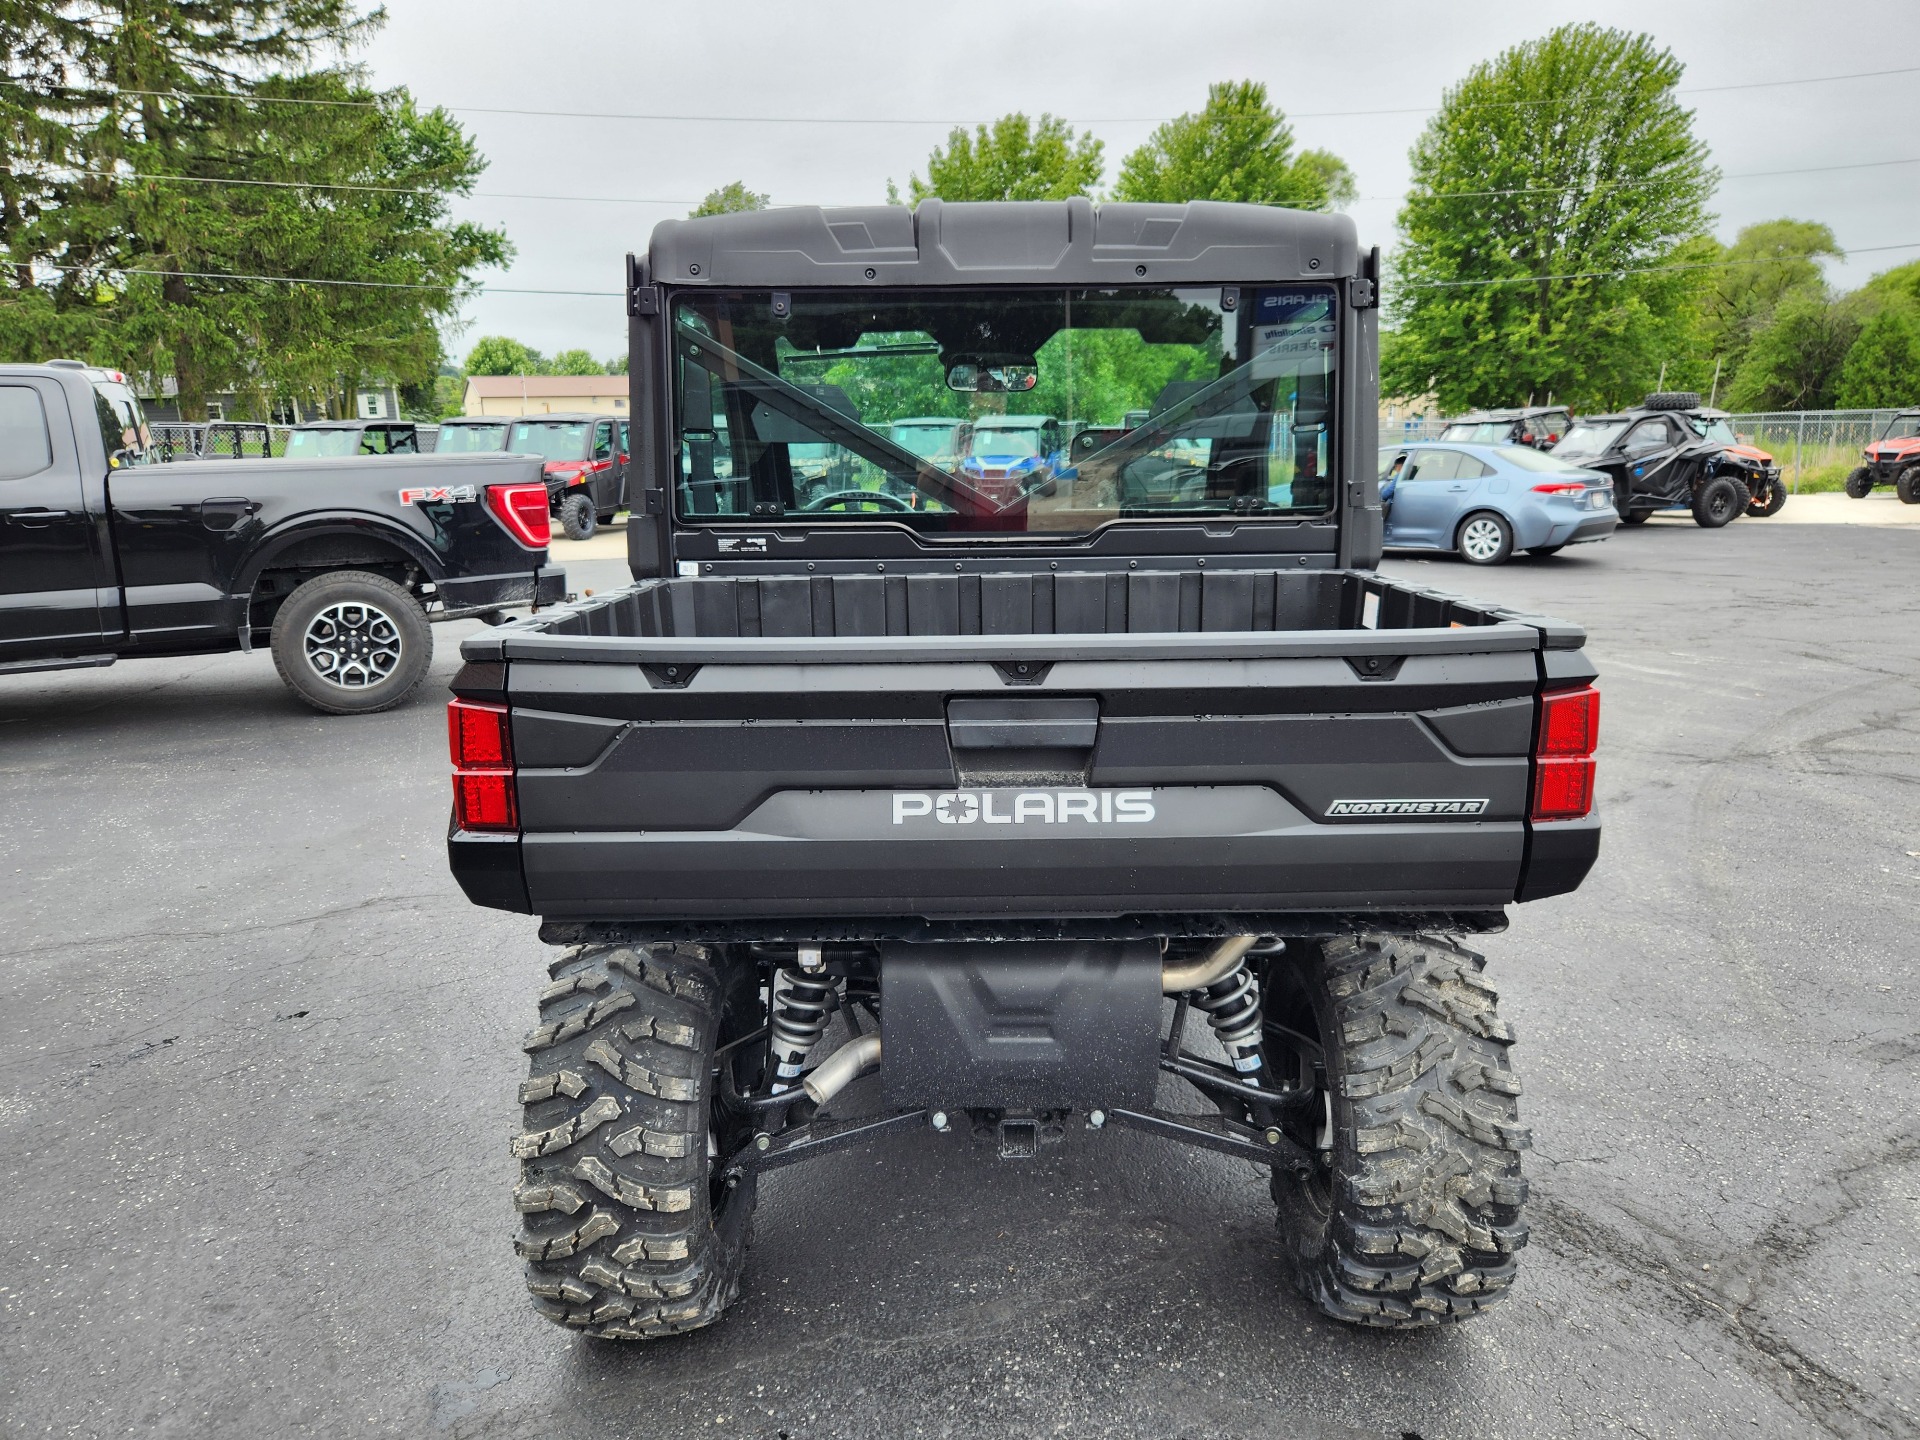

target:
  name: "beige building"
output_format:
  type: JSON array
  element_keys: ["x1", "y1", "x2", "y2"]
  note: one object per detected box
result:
[{"x1": 462, "y1": 374, "x2": 630, "y2": 417}]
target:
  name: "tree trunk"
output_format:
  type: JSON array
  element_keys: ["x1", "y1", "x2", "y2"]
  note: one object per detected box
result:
[{"x1": 163, "y1": 271, "x2": 208, "y2": 421}]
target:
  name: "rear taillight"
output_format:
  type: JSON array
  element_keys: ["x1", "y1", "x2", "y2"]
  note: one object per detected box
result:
[
  {"x1": 449, "y1": 699, "x2": 517, "y2": 832},
  {"x1": 1530, "y1": 481, "x2": 1586, "y2": 495},
  {"x1": 1532, "y1": 685, "x2": 1599, "y2": 821},
  {"x1": 486, "y1": 483, "x2": 551, "y2": 548}
]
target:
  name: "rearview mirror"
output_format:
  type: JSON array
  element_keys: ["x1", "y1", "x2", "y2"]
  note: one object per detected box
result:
[{"x1": 946, "y1": 355, "x2": 1038, "y2": 393}]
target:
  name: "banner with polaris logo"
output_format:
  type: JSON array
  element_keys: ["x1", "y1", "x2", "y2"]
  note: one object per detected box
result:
[{"x1": 893, "y1": 790, "x2": 1156, "y2": 826}]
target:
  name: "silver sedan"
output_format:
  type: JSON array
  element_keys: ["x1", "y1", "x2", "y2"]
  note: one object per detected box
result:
[{"x1": 1379, "y1": 441, "x2": 1618, "y2": 565}]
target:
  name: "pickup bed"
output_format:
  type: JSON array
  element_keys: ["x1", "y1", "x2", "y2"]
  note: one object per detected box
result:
[
  {"x1": 0, "y1": 362, "x2": 566, "y2": 712},
  {"x1": 452, "y1": 568, "x2": 1597, "y2": 933}
]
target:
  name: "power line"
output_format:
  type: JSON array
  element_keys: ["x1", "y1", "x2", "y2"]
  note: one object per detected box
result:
[
  {"x1": 28, "y1": 152, "x2": 1920, "y2": 210},
  {"x1": 25, "y1": 240, "x2": 1920, "y2": 300},
  {"x1": 1397, "y1": 241, "x2": 1920, "y2": 290},
  {"x1": 73, "y1": 64, "x2": 1920, "y2": 128}
]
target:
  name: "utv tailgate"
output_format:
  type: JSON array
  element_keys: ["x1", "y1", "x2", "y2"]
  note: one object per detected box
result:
[{"x1": 450, "y1": 570, "x2": 1598, "y2": 934}]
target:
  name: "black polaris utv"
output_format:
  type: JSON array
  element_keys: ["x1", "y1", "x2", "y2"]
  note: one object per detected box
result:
[
  {"x1": 1550, "y1": 393, "x2": 1784, "y2": 525},
  {"x1": 444, "y1": 200, "x2": 1602, "y2": 1337}
]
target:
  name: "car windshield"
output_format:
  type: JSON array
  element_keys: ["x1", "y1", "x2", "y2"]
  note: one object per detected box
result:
[
  {"x1": 1684, "y1": 415, "x2": 1738, "y2": 444},
  {"x1": 507, "y1": 420, "x2": 591, "y2": 460},
  {"x1": 1552, "y1": 421, "x2": 1626, "y2": 459},
  {"x1": 970, "y1": 426, "x2": 1043, "y2": 460},
  {"x1": 1880, "y1": 415, "x2": 1920, "y2": 441},
  {"x1": 284, "y1": 429, "x2": 362, "y2": 458},
  {"x1": 1441, "y1": 421, "x2": 1511, "y2": 443},
  {"x1": 890, "y1": 422, "x2": 961, "y2": 459},
  {"x1": 437, "y1": 423, "x2": 509, "y2": 453},
  {"x1": 1497, "y1": 445, "x2": 1599, "y2": 475},
  {"x1": 672, "y1": 283, "x2": 1338, "y2": 533}
]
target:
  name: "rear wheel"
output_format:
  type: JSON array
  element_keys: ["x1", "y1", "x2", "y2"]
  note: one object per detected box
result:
[
  {"x1": 1620, "y1": 510, "x2": 1652, "y2": 526},
  {"x1": 1845, "y1": 467, "x2": 1874, "y2": 499},
  {"x1": 559, "y1": 493, "x2": 597, "y2": 541},
  {"x1": 1455, "y1": 511, "x2": 1513, "y2": 565},
  {"x1": 268, "y1": 569, "x2": 431, "y2": 715},
  {"x1": 515, "y1": 943, "x2": 762, "y2": 1339},
  {"x1": 1692, "y1": 475, "x2": 1747, "y2": 528},
  {"x1": 1897, "y1": 467, "x2": 1920, "y2": 505},
  {"x1": 1267, "y1": 934, "x2": 1529, "y2": 1328}
]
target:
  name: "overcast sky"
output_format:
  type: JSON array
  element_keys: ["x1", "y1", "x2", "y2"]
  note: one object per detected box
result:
[{"x1": 365, "y1": 0, "x2": 1920, "y2": 363}]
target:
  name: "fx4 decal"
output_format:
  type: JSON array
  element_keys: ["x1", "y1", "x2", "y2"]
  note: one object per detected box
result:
[{"x1": 399, "y1": 485, "x2": 478, "y2": 505}]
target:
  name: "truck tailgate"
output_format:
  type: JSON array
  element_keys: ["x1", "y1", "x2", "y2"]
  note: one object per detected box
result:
[{"x1": 451, "y1": 570, "x2": 1597, "y2": 935}]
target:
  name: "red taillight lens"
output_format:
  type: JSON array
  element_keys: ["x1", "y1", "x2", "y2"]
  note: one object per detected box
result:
[
  {"x1": 1538, "y1": 685, "x2": 1599, "y2": 756},
  {"x1": 1533, "y1": 684, "x2": 1599, "y2": 820},
  {"x1": 449, "y1": 698, "x2": 512, "y2": 767},
  {"x1": 486, "y1": 483, "x2": 551, "y2": 548},
  {"x1": 1530, "y1": 481, "x2": 1586, "y2": 495},
  {"x1": 1533, "y1": 758, "x2": 1596, "y2": 819},
  {"x1": 448, "y1": 698, "x2": 517, "y2": 831},
  {"x1": 453, "y1": 770, "x2": 518, "y2": 830}
]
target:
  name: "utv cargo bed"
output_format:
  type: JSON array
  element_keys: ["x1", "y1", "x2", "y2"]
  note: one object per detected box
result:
[{"x1": 450, "y1": 568, "x2": 1598, "y2": 938}]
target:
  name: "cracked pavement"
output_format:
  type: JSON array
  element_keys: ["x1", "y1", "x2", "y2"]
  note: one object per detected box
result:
[{"x1": 0, "y1": 517, "x2": 1915, "y2": 1439}]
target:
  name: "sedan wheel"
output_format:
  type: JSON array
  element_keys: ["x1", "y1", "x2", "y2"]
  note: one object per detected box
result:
[{"x1": 1456, "y1": 512, "x2": 1514, "y2": 566}]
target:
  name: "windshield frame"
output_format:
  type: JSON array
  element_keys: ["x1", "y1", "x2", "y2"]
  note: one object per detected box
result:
[{"x1": 666, "y1": 282, "x2": 1340, "y2": 538}]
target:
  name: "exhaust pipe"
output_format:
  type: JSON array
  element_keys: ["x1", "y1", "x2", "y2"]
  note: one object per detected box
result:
[
  {"x1": 1162, "y1": 935, "x2": 1259, "y2": 994},
  {"x1": 801, "y1": 1034, "x2": 882, "y2": 1106}
]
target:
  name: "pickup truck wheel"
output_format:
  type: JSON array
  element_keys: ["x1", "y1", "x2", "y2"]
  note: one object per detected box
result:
[
  {"x1": 559, "y1": 493, "x2": 597, "y2": 541},
  {"x1": 514, "y1": 943, "x2": 761, "y2": 1340},
  {"x1": 1691, "y1": 475, "x2": 1747, "y2": 528},
  {"x1": 268, "y1": 570, "x2": 431, "y2": 715},
  {"x1": 1268, "y1": 934, "x2": 1529, "y2": 1328},
  {"x1": 1844, "y1": 466, "x2": 1874, "y2": 499}
]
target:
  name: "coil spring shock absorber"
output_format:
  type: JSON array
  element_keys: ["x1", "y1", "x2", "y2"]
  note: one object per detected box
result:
[
  {"x1": 1194, "y1": 961, "x2": 1266, "y2": 1085},
  {"x1": 769, "y1": 965, "x2": 834, "y2": 1094}
]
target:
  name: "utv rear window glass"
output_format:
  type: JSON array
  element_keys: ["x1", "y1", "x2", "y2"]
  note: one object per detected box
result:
[
  {"x1": 0, "y1": 386, "x2": 53, "y2": 480},
  {"x1": 436, "y1": 423, "x2": 509, "y2": 453},
  {"x1": 1440, "y1": 421, "x2": 1511, "y2": 443},
  {"x1": 670, "y1": 283, "x2": 1337, "y2": 535},
  {"x1": 508, "y1": 420, "x2": 591, "y2": 460},
  {"x1": 1552, "y1": 421, "x2": 1626, "y2": 460}
]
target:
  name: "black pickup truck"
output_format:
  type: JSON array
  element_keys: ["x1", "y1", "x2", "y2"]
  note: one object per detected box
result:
[
  {"x1": 445, "y1": 201, "x2": 1601, "y2": 1338},
  {"x1": 0, "y1": 362, "x2": 565, "y2": 713}
]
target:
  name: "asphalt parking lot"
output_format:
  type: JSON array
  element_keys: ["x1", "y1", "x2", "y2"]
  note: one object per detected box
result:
[{"x1": 2, "y1": 513, "x2": 1916, "y2": 1440}]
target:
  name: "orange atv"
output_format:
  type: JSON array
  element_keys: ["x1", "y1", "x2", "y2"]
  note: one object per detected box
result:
[{"x1": 1845, "y1": 409, "x2": 1920, "y2": 503}]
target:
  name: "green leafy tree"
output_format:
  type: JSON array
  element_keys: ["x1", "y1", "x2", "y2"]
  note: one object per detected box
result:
[
  {"x1": 690, "y1": 181, "x2": 769, "y2": 217},
  {"x1": 1725, "y1": 285, "x2": 1861, "y2": 410},
  {"x1": 464, "y1": 335, "x2": 543, "y2": 375},
  {"x1": 1114, "y1": 82, "x2": 1353, "y2": 210},
  {"x1": 1695, "y1": 219, "x2": 1842, "y2": 383},
  {"x1": 547, "y1": 348, "x2": 604, "y2": 376},
  {"x1": 1382, "y1": 25, "x2": 1717, "y2": 412},
  {"x1": 1833, "y1": 303, "x2": 1920, "y2": 409},
  {"x1": 1859, "y1": 258, "x2": 1920, "y2": 311},
  {"x1": 898, "y1": 114, "x2": 1104, "y2": 203}
]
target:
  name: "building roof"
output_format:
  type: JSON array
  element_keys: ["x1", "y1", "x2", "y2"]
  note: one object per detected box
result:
[{"x1": 463, "y1": 375, "x2": 630, "y2": 399}]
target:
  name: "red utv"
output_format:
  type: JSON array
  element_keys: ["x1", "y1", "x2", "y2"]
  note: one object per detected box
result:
[{"x1": 1845, "y1": 409, "x2": 1920, "y2": 503}]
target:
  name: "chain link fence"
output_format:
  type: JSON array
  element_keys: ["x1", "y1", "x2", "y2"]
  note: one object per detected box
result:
[{"x1": 148, "y1": 421, "x2": 442, "y2": 459}]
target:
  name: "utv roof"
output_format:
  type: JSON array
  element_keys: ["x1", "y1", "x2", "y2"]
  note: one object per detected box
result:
[
  {"x1": 292, "y1": 418, "x2": 413, "y2": 430},
  {"x1": 504, "y1": 412, "x2": 614, "y2": 424},
  {"x1": 644, "y1": 199, "x2": 1361, "y2": 289},
  {"x1": 1448, "y1": 406, "x2": 1570, "y2": 421}
]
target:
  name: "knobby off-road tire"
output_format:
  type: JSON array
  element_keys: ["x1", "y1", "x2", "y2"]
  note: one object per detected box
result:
[
  {"x1": 558, "y1": 492, "x2": 597, "y2": 541},
  {"x1": 514, "y1": 943, "x2": 761, "y2": 1339},
  {"x1": 1897, "y1": 467, "x2": 1920, "y2": 505},
  {"x1": 1844, "y1": 466, "x2": 1874, "y2": 499},
  {"x1": 268, "y1": 569, "x2": 432, "y2": 715},
  {"x1": 1692, "y1": 475, "x2": 1748, "y2": 528},
  {"x1": 1746, "y1": 477, "x2": 1787, "y2": 517},
  {"x1": 1641, "y1": 390, "x2": 1701, "y2": 411},
  {"x1": 1269, "y1": 934, "x2": 1530, "y2": 1328}
]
